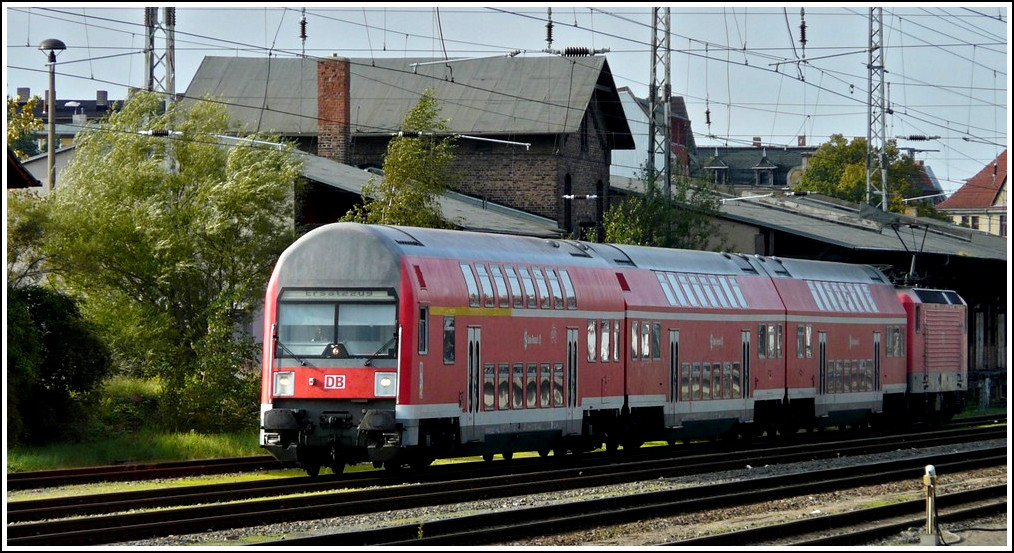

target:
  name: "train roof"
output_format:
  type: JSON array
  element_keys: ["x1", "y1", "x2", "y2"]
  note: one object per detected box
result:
[{"x1": 279, "y1": 224, "x2": 893, "y2": 287}]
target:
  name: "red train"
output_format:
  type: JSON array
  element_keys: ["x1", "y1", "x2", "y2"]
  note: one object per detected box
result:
[{"x1": 260, "y1": 223, "x2": 968, "y2": 476}]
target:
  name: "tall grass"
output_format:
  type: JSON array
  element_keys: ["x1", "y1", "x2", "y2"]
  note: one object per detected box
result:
[{"x1": 7, "y1": 375, "x2": 263, "y2": 473}]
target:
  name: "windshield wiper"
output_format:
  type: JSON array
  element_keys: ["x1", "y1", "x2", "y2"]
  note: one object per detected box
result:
[
  {"x1": 274, "y1": 334, "x2": 311, "y2": 367},
  {"x1": 364, "y1": 334, "x2": 397, "y2": 367}
]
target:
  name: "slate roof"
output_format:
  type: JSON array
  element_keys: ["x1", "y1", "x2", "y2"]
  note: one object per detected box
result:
[
  {"x1": 937, "y1": 150, "x2": 1007, "y2": 210},
  {"x1": 610, "y1": 177, "x2": 1006, "y2": 261},
  {"x1": 184, "y1": 55, "x2": 634, "y2": 148}
]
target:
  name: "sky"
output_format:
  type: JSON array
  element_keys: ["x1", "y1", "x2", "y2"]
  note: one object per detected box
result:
[{"x1": 4, "y1": 3, "x2": 1010, "y2": 196}]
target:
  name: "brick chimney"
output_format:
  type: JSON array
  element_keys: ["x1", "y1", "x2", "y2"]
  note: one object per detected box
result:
[{"x1": 317, "y1": 55, "x2": 351, "y2": 164}]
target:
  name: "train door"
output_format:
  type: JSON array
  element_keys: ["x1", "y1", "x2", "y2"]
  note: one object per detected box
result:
[
  {"x1": 741, "y1": 330, "x2": 751, "y2": 397},
  {"x1": 566, "y1": 328, "x2": 579, "y2": 432},
  {"x1": 462, "y1": 326, "x2": 482, "y2": 442},
  {"x1": 872, "y1": 331, "x2": 881, "y2": 390},
  {"x1": 818, "y1": 331, "x2": 827, "y2": 394},
  {"x1": 669, "y1": 329, "x2": 680, "y2": 417}
]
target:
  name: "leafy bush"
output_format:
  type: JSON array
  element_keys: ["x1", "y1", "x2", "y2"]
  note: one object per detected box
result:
[{"x1": 6, "y1": 285, "x2": 112, "y2": 445}]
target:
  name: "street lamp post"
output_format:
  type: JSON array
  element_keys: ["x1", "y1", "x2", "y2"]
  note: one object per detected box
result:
[{"x1": 39, "y1": 38, "x2": 66, "y2": 193}]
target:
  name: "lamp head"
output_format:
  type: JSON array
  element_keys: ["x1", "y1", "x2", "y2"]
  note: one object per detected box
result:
[{"x1": 39, "y1": 38, "x2": 66, "y2": 61}]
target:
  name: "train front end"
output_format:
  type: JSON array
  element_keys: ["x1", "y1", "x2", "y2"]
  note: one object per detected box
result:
[{"x1": 259, "y1": 223, "x2": 404, "y2": 476}]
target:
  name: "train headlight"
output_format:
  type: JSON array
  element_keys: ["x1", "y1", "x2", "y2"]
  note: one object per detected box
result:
[
  {"x1": 375, "y1": 372, "x2": 397, "y2": 397},
  {"x1": 273, "y1": 371, "x2": 295, "y2": 396}
]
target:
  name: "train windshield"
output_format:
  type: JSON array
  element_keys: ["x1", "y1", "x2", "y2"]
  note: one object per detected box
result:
[{"x1": 276, "y1": 290, "x2": 397, "y2": 359}]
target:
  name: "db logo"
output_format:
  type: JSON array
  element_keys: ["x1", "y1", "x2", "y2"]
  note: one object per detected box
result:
[{"x1": 324, "y1": 374, "x2": 346, "y2": 389}]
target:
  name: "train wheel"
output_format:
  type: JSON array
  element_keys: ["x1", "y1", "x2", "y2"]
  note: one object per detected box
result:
[
  {"x1": 538, "y1": 449, "x2": 550, "y2": 458},
  {"x1": 502, "y1": 452, "x2": 513, "y2": 461},
  {"x1": 383, "y1": 460, "x2": 402, "y2": 472},
  {"x1": 329, "y1": 446, "x2": 345, "y2": 475},
  {"x1": 304, "y1": 464, "x2": 321, "y2": 478},
  {"x1": 482, "y1": 453, "x2": 494, "y2": 462}
]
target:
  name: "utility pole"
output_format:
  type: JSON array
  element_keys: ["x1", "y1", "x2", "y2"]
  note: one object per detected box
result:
[
  {"x1": 866, "y1": 7, "x2": 888, "y2": 211},
  {"x1": 648, "y1": 7, "x2": 672, "y2": 203},
  {"x1": 145, "y1": 7, "x2": 176, "y2": 108}
]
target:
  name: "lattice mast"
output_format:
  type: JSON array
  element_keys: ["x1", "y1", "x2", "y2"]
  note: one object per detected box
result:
[
  {"x1": 866, "y1": 7, "x2": 889, "y2": 210},
  {"x1": 648, "y1": 7, "x2": 672, "y2": 201}
]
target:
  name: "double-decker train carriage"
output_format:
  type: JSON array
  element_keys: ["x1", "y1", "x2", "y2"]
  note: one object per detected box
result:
[{"x1": 259, "y1": 223, "x2": 967, "y2": 476}]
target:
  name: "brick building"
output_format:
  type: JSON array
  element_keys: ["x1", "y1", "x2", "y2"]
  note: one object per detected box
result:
[{"x1": 184, "y1": 55, "x2": 634, "y2": 238}]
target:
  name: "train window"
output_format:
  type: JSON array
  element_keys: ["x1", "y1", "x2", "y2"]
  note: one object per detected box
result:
[
  {"x1": 277, "y1": 302, "x2": 335, "y2": 357},
  {"x1": 483, "y1": 364, "x2": 495, "y2": 411},
  {"x1": 442, "y1": 316, "x2": 455, "y2": 364},
  {"x1": 540, "y1": 363, "x2": 551, "y2": 407},
  {"x1": 547, "y1": 269, "x2": 565, "y2": 309},
  {"x1": 681, "y1": 362, "x2": 691, "y2": 400},
  {"x1": 460, "y1": 264, "x2": 480, "y2": 307},
  {"x1": 526, "y1": 363, "x2": 538, "y2": 408},
  {"x1": 851, "y1": 360, "x2": 859, "y2": 392},
  {"x1": 729, "y1": 278, "x2": 748, "y2": 308},
  {"x1": 418, "y1": 307, "x2": 429, "y2": 354},
  {"x1": 337, "y1": 303, "x2": 397, "y2": 357},
  {"x1": 558, "y1": 269, "x2": 577, "y2": 309},
  {"x1": 600, "y1": 320, "x2": 610, "y2": 362},
  {"x1": 766, "y1": 325, "x2": 777, "y2": 359},
  {"x1": 667, "y1": 273, "x2": 689, "y2": 306},
  {"x1": 723, "y1": 362, "x2": 733, "y2": 399},
  {"x1": 808, "y1": 281, "x2": 826, "y2": 311},
  {"x1": 533, "y1": 268, "x2": 551, "y2": 309},
  {"x1": 657, "y1": 272, "x2": 677, "y2": 305},
  {"x1": 513, "y1": 364, "x2": 524, "y2": 409},
  {"x1": 689, "y1": 275, "x2": 708, "y2": 307},
  {"x1": 757, "y1": 325, "x2": 767, "y2": 359},
  {"x1": 796, "y1": 325, "x2": 805, "y2": 359},
  {"x1": 701, "y1": 363, "x2": 712, "y2": 399},
  {"x1": 718, "y1": 276, "x2": 739, "y2": 308},
  {"x1": 505, "y1": 266, "x2": 524, "y2": 308},
  {"x1": 843, "y1": 361, "x2": 851, "y2": 392},
  {"x1": 587, "y1": 320, "x2": 597, "y2": 362},
  {"x1": 692, "y1": 362, "x2": 701, "y2": 400},
  {"x1": 631, "y1": 321, "x2": 640, "y2": 360},
  {"x1": 708, "y1": 276, "x2": 727, "y2": 308},
  {"x1": 836, "y1": 360, "x2": 844, "y2": 393},
  {"x1": 519, "y1": 266, "x2": 537, "y2": 308},
  {"x1": 612, "y1": 320, "x2": 620, "y2": 362},
  {"x1": 805, "y1": 325, "x2": 813, "y2": 358},
  {"x1": 498, "y1": 363, "x2": 510, "y2": 409},
  {"x1": 732, "y1": 362, "x2": 741, "y2": 398},
  {"x1": 775, "y1": 324, "x2": 783, "y2": 358},
  {"x1": 641, "y1": 321, "x2": 651, "y2": 359},
  {"x1": 678, "y1": 274, "x2": 700, "y2": 307},
  {"x1": 652, "y1": 322, "x2": 661, "y2": 360},
  {"x1": 490, "y1": 265, "x2": 510, "y2": 308},
  {"x1": 705, "y1": 275, "x2": 721, "y2": 306},
  {"x1": 553, "y1": 363, "x2": 565, "y2": 406},
  {"x1": 475, "y1": 264, "x2": 496, "y2": 308}
]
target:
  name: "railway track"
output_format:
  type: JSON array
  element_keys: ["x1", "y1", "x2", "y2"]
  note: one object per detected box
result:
[
  {"x1": 5, "y1": 455, "x2": 283, "y2": 491},
  {"x1": 6, "y1": 413, "x2": 1002, "y2": 492},
  {"x1": 6, "y1": 426, "x2": 1005, "y2": 546},
  {"x1": 254, "y1": 448, "x2": 1007, "y2": 546},
  {"x1": 664, "y1": 487, "x2": 1006, "y2": 546}
]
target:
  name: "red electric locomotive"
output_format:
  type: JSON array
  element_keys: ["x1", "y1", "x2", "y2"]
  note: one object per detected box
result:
[{"x1": 259, "y1": 223, "x2": 967, "y2": 476}]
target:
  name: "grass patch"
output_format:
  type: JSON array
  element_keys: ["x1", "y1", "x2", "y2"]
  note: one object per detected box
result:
[{"x1": 6, "y1": 429, "x2": 262, "y2": 473}]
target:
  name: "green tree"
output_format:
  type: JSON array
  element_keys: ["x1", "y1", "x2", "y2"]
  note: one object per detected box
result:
[
  {"x1": 6, "y1": 285, "x2": 112, "y2": 445},
  {"x1": 27, "y1": 90, "x2": 303, "y2": 432},
  {"x1": 7, "y1": 95, "x2": 43, "y2": 159},
  {"x1": 795, "y1": 133, "x2": 945, "y2": 217},
  {"x1": 342, "y1": 89, "x2": 457, "y2": 228},
  {"x1": 603, "y1": 163, "x2": 726, "y2": 250}
]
